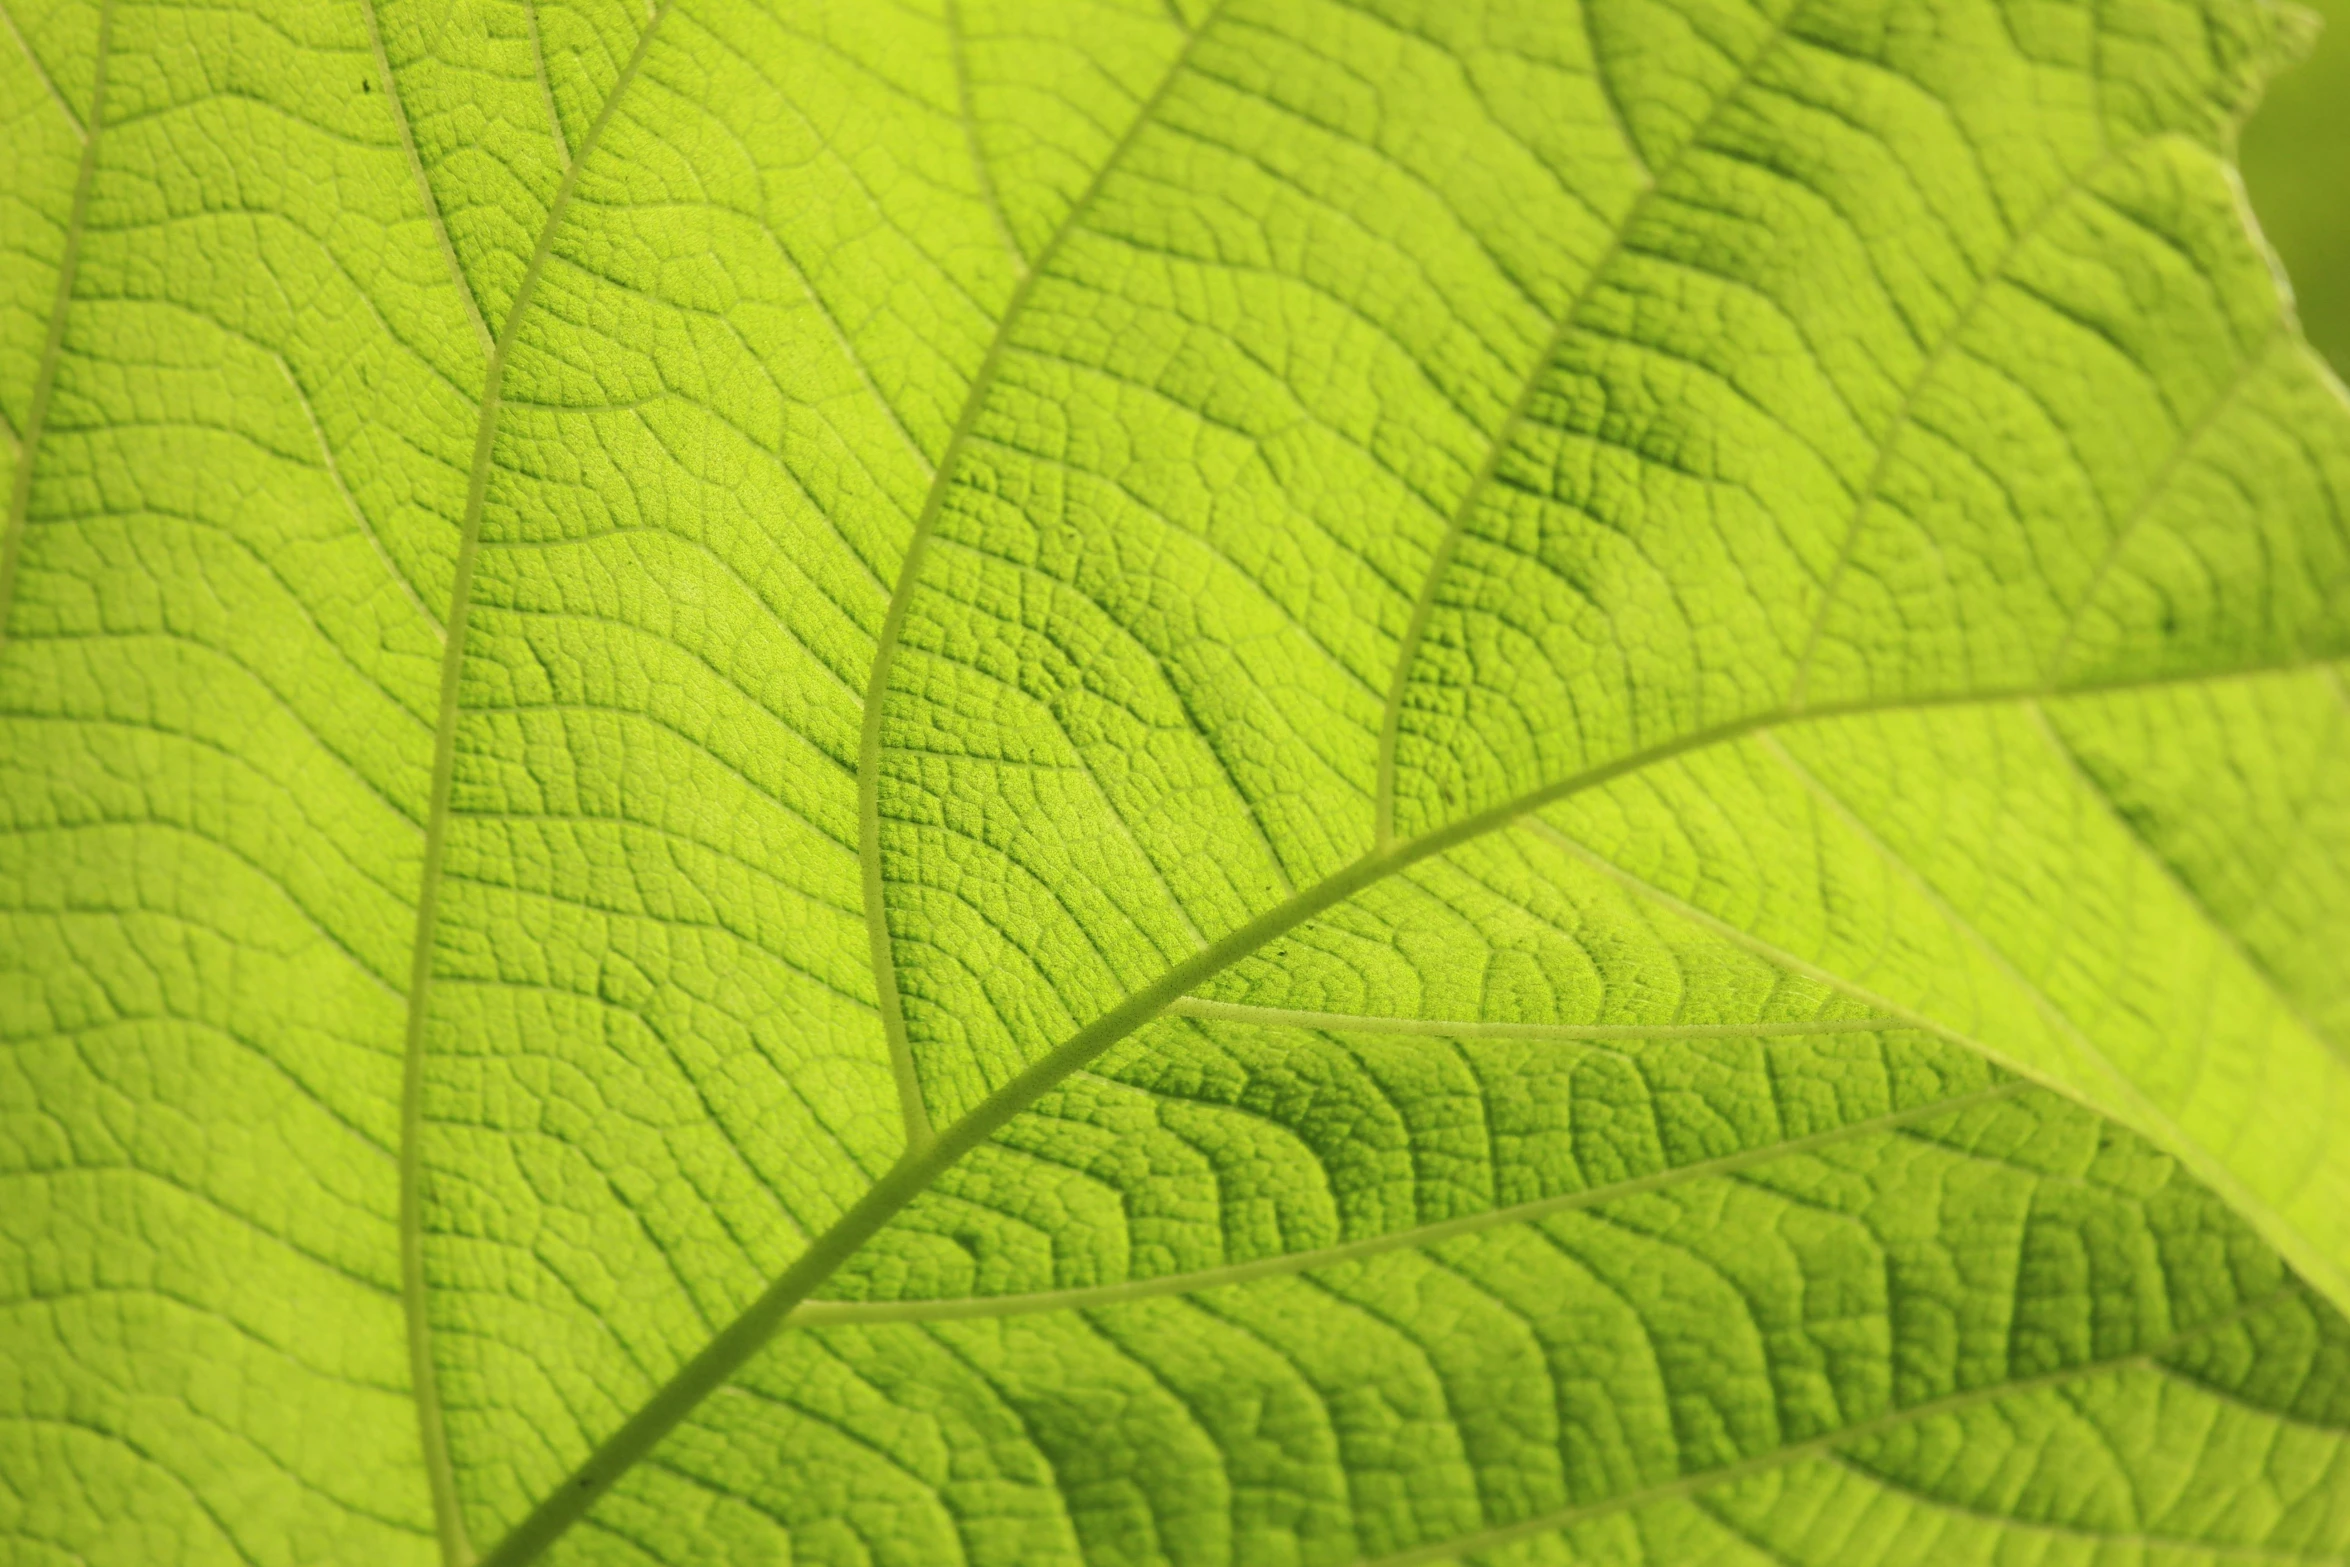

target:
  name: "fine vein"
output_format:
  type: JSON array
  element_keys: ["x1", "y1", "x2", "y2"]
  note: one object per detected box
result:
[
  {"x1": 1523, "y1": 773, "x2": 2350, "y2": 1321},
  {"x1": 0, "y1": 0, "x2": 83, "y2": 138},
  {"x1": 520, "y1": 0, "x2": 572, "y2": 168},
  {"x1": 2028, "y1": 698, "x2": 2346, "y2": 1064},
  {"x1": 1815, "y1": 1452, "x2": 2341, "y2": 1562},
  {"x1": 2043, "y1": 326, "x2": 2291, "y2": 685},
  {"x1": 274, "y1": 354, "x2": 446, "y2": 640},
  {"x1": 359, "y1": 0, "x2": 496, "y2": 359},
  {"x1": 1376, "y1": 0, "x2": 1885, "y2": 837},
  {"x1": 1378, "y1": 22, "x2": 1769, "y2": 848},
  {"x1": 945, "y1": 0, "x2": 1025, "y2": 270}
]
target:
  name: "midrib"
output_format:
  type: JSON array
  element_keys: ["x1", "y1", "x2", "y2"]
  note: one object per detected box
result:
[{"x1": 398, "y1": 11, "x2": 674, "y2": 1565}]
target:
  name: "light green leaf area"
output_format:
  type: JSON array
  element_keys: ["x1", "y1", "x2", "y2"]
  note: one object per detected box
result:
[{"x1": 5, "y1": 1, "x2": 2350, "y2": 1565}]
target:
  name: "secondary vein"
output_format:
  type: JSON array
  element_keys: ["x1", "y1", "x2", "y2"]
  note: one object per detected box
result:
[
  {"x1": 782, "y1": 1080, "x2": 2026, "y2": 1328},
  {"x1": 1787, "y1": 135, "x2": 2164, "y2": 711},
  {"x1": 474, "y1": 650, "x2": 2333, "y2": 1567},
  {"x1": 1757, "y1": 730, "x2": 2348, "y2": 1311},
  {"x1": 395, "y1": 13, "x2": 671, "y2": 1566},
  {"x1": 359, "y1": 0, "x2": 496, "y2": 360},
  {"x1": 0, "y1": 0, "x2": 108, "y2": 650},
  {"x1": 1349, "y1": 1287, "x2": 2299, "y2": 1567},
  {"x1": 1167, "y1": 995, "x2": 1908, "y2": 1040},
  {"x1": 0, "y1": 0, "x2": 85, "y2": 139},
  {"x1": 1376, "y1": 0, "x2": 1840, "y2": 844},
  {"x1": 855, "y1": 2, "x2": 1222, "y2": 1159}
]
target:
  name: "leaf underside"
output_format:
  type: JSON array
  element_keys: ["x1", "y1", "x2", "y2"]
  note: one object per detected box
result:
[{"x1": 4, "y1": 1, "x2": 2350, "y2": 1565}]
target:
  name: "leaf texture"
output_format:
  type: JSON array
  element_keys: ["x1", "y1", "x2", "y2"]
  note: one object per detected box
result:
[{"x1": 3, "y1": 1, "x2": 2348, "y2": 1565}]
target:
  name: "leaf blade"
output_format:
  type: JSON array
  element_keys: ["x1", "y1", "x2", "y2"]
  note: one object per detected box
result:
[{"x1": 5, "y1": 3, "x2": 2350, "y2": 1566}]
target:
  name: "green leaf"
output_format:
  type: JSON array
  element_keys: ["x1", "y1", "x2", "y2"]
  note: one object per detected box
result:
[{"x1": 5, "y1": 1, "x2": 2349, "y2": 1565}]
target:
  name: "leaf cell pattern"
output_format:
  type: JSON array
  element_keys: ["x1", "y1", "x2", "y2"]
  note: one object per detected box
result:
[{"x1": 3, "y1": 1, "x2": 2348, "y2": 1565}]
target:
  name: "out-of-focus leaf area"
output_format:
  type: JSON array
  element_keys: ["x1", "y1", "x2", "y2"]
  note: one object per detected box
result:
[{"x1": 2244, "y1": 0, "x2": 2350, "y2": 371}]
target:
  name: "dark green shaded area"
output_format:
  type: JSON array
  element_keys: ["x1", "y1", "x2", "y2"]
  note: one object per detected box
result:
[{"x1": 2244, "y1": 0, "x2": 2350, "y2": 372}]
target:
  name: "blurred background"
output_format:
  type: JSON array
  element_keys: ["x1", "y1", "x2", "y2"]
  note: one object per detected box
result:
[{"x1": 2243, "y1": 0, "x2": 2350, "y2": 374}]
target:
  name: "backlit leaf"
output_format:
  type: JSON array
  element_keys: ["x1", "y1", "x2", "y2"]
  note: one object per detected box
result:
[{"x1": 4, "y1": 2, "x2": 2348, "y2": 1564}]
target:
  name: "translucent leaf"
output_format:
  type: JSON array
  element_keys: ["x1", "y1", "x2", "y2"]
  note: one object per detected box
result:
[{"x1": 4, "y1": 2, "x2": 2347, "y2": 1564}]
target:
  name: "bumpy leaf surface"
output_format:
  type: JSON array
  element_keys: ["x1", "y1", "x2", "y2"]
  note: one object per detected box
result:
[{"x1": 4, "y1": 2, "x2": 2350, "y2": 1565}]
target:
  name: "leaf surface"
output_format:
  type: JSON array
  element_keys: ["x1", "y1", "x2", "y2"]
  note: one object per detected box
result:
[{"x1": 3, "y1": 1, "x2": 2349, "y2": 1565}]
